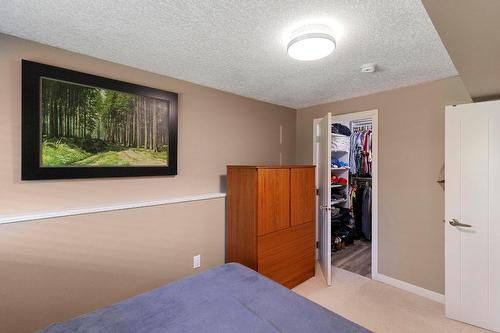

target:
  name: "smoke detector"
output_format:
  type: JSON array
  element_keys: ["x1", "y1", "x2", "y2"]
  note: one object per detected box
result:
[{"x1": 361, "y1": 63, "x2": 377, "y2": 73}]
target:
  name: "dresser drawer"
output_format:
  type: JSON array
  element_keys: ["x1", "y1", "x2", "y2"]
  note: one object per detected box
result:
[{"x1": 257, "y1": 222, "x2": 315, "y2": 288}]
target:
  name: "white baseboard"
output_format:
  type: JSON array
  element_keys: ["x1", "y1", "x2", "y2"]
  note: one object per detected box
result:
[{"x1": 372, "y1": 272, "x2": 445, "y2": 304}]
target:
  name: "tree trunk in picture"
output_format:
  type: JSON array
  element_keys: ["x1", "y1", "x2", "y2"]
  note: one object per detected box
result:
[
  {"x1": 152, "y1": 99, "x2": 157, "y2": 152},
  {"x1": 143, "y1": 98, "x2": 148, "y2": 149},
  {"x1": 51, "y1": 89, "x2": 56, "y2": 138},
  {"x1": 148, "y1": 104, "x2": 152, "y2": 150},
  {"x1": 132, "y1": 104, "x2": 136, "y2": 147},
  {"x1": 126, "y1": 115, "x2": 129, "y2": 147},
  {"x1": 136, "y1": 97, "x2": 140, "y2": 148},
  {"x1": 56, "y1": 102, "x2": 60, "y2": 137},
  {"x1": 65, "y1": 88, "x2": 70, "y2": 137}
]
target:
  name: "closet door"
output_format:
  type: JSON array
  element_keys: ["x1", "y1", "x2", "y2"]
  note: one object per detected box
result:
[
  {"x1": 290, "y1": 167, "x2": 315, "y2": 226},
  {"x1": 445, "y1": 102, "x2": 500, "y2": 331},
  {"x1": 257, "y1": 168, "x2": 290, "y2": 235},
  {"x1": 318, "y1": 114, "x2": 332, "y2": 285}
]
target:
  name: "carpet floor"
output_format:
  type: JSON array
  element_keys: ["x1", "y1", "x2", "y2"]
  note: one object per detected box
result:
[{"x1": 293, "y1": 264, "x2": 491, "y2": 333}]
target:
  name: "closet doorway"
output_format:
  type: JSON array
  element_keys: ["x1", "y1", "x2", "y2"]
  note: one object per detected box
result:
[{"x1": 313, "y1": 110, "x2": 378, "y2": 285}]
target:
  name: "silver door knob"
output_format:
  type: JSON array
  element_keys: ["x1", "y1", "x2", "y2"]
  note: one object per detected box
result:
[
  {"x1": 449, "y1": 219, "x2": 472, "y2": 228},
  {"x1": 319, "y1": 205, "x2": 331, "y2": 211}
]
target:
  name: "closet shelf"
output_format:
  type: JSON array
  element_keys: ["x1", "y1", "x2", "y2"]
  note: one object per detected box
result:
[
  {"x1": 331, "y1": 167, "x2": 350, "y2": 171},
  {"x1": 331, "y1": 199, "x2": 347, "y2": 205},
  {"x1": 331, "y1": 184, "x2": 346, "y2": 188}
]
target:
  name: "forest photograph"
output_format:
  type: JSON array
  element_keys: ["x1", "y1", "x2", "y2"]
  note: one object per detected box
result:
[{"x1": 40, "y1": 77, "x2": 170, "y2": 167}]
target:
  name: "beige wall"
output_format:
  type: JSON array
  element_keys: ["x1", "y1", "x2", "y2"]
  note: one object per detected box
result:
[
  {"x1": 0, "y1": 201, "x2": 225, "y2": 332},
  {"x1": 0, "y1": 31, "x2": 477, "y2": 332},
  {"x1": 422, "y1": 0, "x2": 500, "y2": 100},
  {"x1": 0, "y1": 34, "x2": 295, "y2": 332},
  {"x1": 0, "y1": 34, "x2": 295, "y2": 215},
  {"x1": 296, "y1": 77, "x2": 471, "y2": 294}
]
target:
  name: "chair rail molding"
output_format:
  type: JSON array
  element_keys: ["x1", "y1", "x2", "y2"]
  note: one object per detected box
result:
[{"x1": 0, "y1": 192, "x2": 226, "y2": 225}]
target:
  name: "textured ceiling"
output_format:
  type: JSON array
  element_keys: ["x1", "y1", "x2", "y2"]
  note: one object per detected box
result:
[{"x1": 0, "y1": 0, "x2": 457, "y2": 108}]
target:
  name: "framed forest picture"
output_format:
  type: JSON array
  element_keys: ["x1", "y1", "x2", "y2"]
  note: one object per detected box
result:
[{"x1": 22, "y1": 60, "x2": 178, "y2": 180}]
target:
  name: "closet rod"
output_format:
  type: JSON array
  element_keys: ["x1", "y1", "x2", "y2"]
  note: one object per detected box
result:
[
  {"x1": 351, "y1": 176, "x2": 372, "y2": 182},
  {"x1": 351, "y1": 119, "x2": 372, "y2": 125}
]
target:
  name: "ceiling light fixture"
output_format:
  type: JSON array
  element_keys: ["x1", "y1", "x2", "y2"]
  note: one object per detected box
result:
[{"x1": 287, "y1": 24, "x2": 336, "y2": 61}]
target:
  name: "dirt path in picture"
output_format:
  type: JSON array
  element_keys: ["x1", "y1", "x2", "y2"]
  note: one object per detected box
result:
[{"x1": 75, "y1": 148, "x2": 165, "y2": 166}]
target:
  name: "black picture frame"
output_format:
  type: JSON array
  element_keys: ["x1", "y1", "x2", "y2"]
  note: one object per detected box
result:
[{"x1": 22, "y1": 60, "x2": 178, "y2": 180}]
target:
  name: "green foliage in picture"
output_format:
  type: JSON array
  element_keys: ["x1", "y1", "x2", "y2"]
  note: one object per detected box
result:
[{"x1": 40, "y1": 78, "x2": 169, "y2": 167}]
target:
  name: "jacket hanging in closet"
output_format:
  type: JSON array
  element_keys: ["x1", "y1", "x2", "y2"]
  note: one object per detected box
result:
[
  {"x1": 349, "y1": 183, "x2": 372, "y2": 240},
  {"x1": 349, "y1": 129, "x2": 372, "y2": 176},
  {"x1": 361, "y1": 186, "x2": 372, "y2": 240}
]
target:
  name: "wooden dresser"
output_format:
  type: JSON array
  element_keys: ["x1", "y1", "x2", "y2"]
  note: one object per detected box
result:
[{"x1": 226, "y1": 165, "x2": 316, "y2": 288}]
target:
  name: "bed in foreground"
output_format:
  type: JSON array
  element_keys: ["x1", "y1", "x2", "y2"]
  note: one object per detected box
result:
[{"x1": 38, "y1": 263, "x2": 370, "y2": 332}]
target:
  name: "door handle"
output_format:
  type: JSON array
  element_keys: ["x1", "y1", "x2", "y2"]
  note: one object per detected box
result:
[{"x1": 449, "y1": 219, "x2": 472, "y2": 228}]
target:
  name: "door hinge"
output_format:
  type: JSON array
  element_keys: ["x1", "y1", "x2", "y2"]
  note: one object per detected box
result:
[
  {"x1": 316, "y1": 241, "x2": 319, "y2": 249},
  {"x1": 316, "y1": 188, "x2": 319, "y2": 196}
]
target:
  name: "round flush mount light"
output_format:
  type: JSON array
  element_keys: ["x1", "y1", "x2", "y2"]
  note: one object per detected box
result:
[{"x1": 287, "y1": 24, "x2": 336, "y2": 61}]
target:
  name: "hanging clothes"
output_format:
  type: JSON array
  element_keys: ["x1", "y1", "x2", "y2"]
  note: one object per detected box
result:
[
  {"x1": 361, "y1": 185, "x2": 372, "y2": 240},
  {"x1": 349, "y1": 133, "x2": 358, "y2": 174},
  {"x1": 368, "y1": 130, "x2": 373, "y2": 175},
  {"x1": 361, "y1": 129, "x2": 372, "y2": 175},
  {"x1": 350, "y1": 182, "x2": 372, "y2": 240},
  {"x1": 349, "y1": 128, "x2": 372, "y2": 177}
]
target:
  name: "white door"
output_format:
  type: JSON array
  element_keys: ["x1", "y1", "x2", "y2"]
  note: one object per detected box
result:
[
  {"x1": 445, "y1": 101, "x2": 500, "y2": 332},
  {"x1": 318, "y1": 113, "x2": 332, "y2": 285}
]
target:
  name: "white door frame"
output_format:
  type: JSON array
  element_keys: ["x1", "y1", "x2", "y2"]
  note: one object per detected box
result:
[{"x1": 313, "y1": 109, "x2": 379, "y2": 279}]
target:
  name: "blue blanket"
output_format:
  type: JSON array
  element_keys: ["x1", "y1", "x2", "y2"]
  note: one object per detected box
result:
[{"x1": 38, "y1": 263, "x2": 370, "y2": 332}]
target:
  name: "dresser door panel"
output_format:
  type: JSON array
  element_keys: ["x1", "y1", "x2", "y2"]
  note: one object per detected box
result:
[
  {"x1": 257, "y1": 222, "x2": 315, "y2": 288},
  {"x1": 290, "y1": 167, "x2": 315, "y2": 226},
  {"x1": 257, "y1": 168, "x2": 290, "y2": 235}
]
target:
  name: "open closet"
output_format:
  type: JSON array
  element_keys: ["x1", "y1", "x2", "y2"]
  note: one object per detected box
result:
[
  {"x1": 330, "y1": 119, "x2": 372, "y2": 278},
  {"x1": 314, "y1": 110, "x2": 377, "y2": 285}
]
